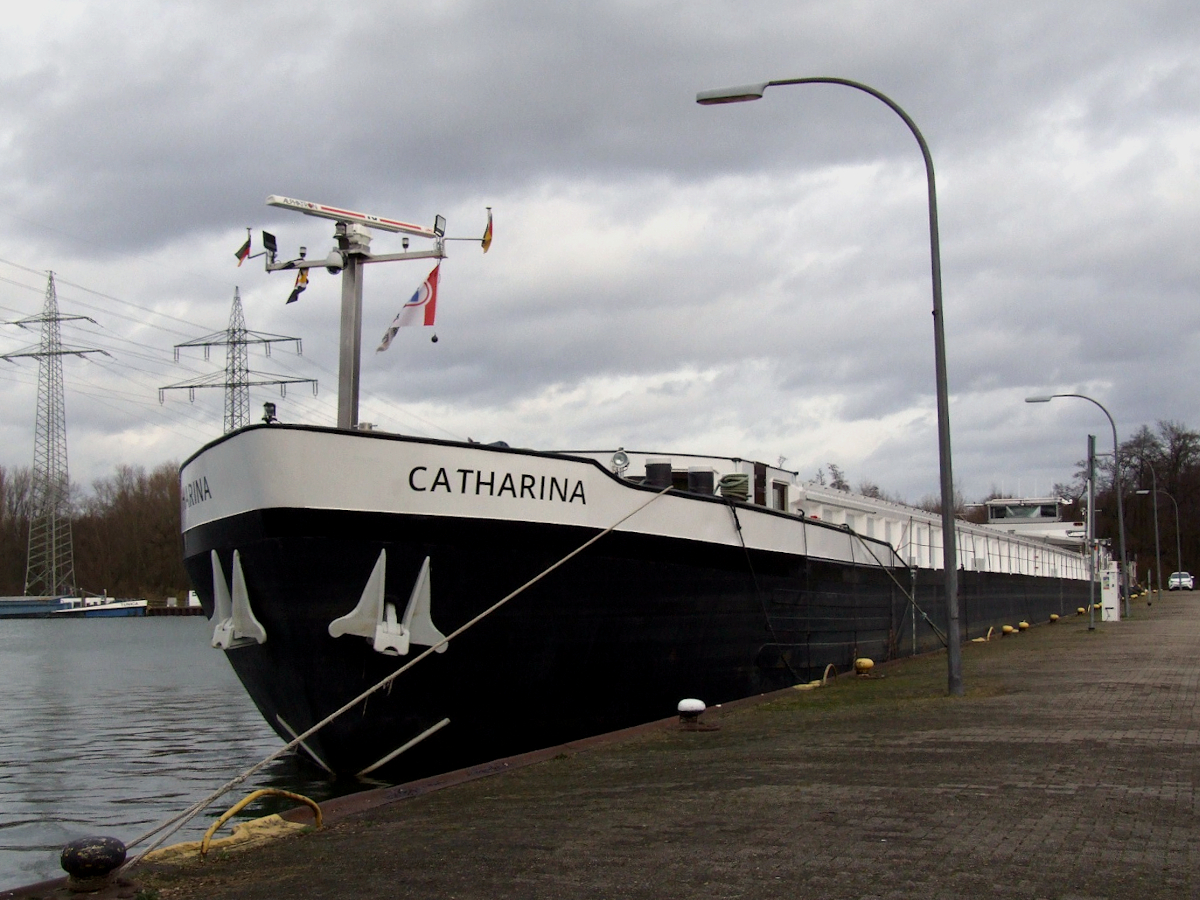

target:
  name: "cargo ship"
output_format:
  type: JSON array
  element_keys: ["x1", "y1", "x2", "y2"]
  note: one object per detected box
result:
[
  {"x1": 180, "y1": 424, "x2": 1092, "y2": 778},
  {"x1": 180, "y1": 195, "x2": 1093, "y2": 778},
  {"x1": 0, "y1": 594, "x2": 148, "y2": 618}
]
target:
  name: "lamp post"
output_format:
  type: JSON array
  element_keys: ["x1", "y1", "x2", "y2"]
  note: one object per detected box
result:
[
  {"x1": 1026, "y1": 393, "x2": 1129, "y2": 616},
  {"x1": 698, "y1": 77, "x2": 963, "y2": 696},
  {"x1": 1137, "y1": 486, "x2": 1181, "y2": 589},
  {"x1": 1134, "y1": 466, "x2": 1163, "y2": 604},
  {"x1": 1086, "y1": 434, "x2": 1097, "y2": 631}
]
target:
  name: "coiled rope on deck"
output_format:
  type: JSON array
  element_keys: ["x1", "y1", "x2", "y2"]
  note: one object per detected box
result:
[
  {"x1": 200, "y1": 789, "x2": 322, "y2": 858},
  {"x1": 121, "y1": 483, "x2": 673, "y2": 870}
]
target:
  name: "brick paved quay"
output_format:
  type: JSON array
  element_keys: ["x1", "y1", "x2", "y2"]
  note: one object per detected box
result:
[{"x1": 137, "y1": 594, "x2": 1200, "y2": 898}]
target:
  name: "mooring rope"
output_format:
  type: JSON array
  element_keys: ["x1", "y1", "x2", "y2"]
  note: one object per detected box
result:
[
  {"x1": 723, "y1": 502, "x2": 805, "y2": 682},
  {"x1": 121, "y1": 483, "x2": 673, "y2": 869},
  {"x1": 848, "y1": 530, "x2": 948, "y2": 647}
]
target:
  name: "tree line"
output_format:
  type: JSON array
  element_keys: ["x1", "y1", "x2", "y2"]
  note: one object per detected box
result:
[
  {"x1": 0, "y1": 462, "x2": 188, "y2": 600},
  {"x1": 1088, "y1": 420, "x2": 1200, "y2": 586},
  {"x1": 974, "y1": 419, "x2": 1200, "y2": 587}
]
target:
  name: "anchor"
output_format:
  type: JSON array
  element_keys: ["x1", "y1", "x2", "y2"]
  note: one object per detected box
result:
[
  {"x1": 328, "y1": 551, "x2": 448, "y2": 656},
  {"x1": 211, "y1": 550, "x2": 267, "y2": 649}
]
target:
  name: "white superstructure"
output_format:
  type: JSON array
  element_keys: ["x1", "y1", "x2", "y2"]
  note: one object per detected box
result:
[{"x1": 563, "y1": 449, "x2": 1092, "y2": 581}]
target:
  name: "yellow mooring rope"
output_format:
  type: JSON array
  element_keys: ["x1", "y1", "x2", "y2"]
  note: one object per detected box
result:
[{"x1": 200, "y1": 789, "x2": 322, "y2": 859}]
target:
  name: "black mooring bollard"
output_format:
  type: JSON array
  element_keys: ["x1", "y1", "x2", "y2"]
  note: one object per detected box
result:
[{"x1": 60, "y1": 835, "x2": 126, "y2": 893}]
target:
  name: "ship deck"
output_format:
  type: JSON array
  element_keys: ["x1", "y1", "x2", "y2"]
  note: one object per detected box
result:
[{"x1": 110, "y1": 592, "x2": 1200, "y2": 900}]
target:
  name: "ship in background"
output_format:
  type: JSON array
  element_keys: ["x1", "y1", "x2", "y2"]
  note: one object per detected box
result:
[
  {"x1": 179, "y1": 196, "x2": 1094, "y2": 779},
  {"x1": 0, "y1": 594, "x2": 147, "y2": 618}
]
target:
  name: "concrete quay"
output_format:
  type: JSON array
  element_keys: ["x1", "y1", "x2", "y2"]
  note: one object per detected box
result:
[{"x1": 135, "y1": 594, "x2": 1200, "y2": 898}]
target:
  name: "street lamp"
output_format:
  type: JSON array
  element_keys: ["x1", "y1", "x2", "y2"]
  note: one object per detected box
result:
[
  {"x1": 1134, "y1": 466, "x2": 1162, "y2": 604},
  {"x1": 698, "y1": 77, "x2": 962, "y2": 696},
  {"x1": 1026, "y1": 393, "x2": 1129, "y2": 616},
  {"x1": 1137, "y1": 486, "x2": 1181, "y2": 590},
  {"x1": 1085, "y1": 435, "x2": 1098, "y2": 631}
]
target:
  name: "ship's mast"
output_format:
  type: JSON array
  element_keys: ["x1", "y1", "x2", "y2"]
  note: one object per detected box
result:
[
  {"x1": 334, "y1": 222, "x2": 369, "y2": 430},
  {"x1": 259, "y1": 196, "x2": 446, "y2": 430}
]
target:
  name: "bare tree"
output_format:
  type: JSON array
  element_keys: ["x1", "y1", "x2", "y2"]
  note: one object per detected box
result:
[
  {"x1": 858, "y1": 480, "x2": 904, "y2": 504},
  {"x1": 72, "y1": 462, "x2": 188, "y2": 599},
  {"x1": 0, "y1": 466, "x2": 32, "y2": 593},
  {"x1": 1157, "y1": 420, "x2": 1200, "y2": 491},
  {"x1": 827, "y1": 463, "x2": 850, "y2": 492}
]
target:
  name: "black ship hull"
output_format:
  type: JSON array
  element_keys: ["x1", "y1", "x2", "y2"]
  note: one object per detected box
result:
[{"x1": 181, "y1": 425, "x2": 1091, "y2": 779}]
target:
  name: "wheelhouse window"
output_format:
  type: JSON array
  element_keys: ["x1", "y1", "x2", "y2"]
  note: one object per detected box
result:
[{"x1": 986, "y1": 501, "x2": 1060, "y2": 523}]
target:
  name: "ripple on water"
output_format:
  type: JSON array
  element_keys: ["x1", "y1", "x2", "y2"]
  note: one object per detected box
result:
[{"x1": 0, "y1": 617, "x2": 347, "y2": 888}]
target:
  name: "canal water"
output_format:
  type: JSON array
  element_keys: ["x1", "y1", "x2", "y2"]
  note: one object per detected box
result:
[{"x1": 0, "y1": 617, "x2": 349, "y2": 888}]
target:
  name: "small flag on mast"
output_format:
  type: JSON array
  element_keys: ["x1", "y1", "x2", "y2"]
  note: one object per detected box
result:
[
  {"x1": 235, "y1": 233, "x2": 251, "y2": 266},
  {"x1": 286, "y1": 268, "x2": 308, "y2": 304},
  {"x1": 481, "y1": 208, "x2": 493, "y2": 253},
  {"x1": 377, "y1": 264, "x2": 440, "y2": 352}
]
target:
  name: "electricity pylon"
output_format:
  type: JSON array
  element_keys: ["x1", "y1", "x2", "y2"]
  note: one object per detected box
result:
[
  {"x1": 1, "y1": 273, "x2": 108, "y2": 597},
  {"x1": 160, "y1": 287, "x2": 316, "y2": 433}
]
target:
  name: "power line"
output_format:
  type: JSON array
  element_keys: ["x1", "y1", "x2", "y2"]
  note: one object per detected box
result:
[
  {"x1": 161, "y1": 288, "x2": 317, "y2": 433},
  {"x1": 0, "y1": 254, "x2": 463, "y2": 442}
]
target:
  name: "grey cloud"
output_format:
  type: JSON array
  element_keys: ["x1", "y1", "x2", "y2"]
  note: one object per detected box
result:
[{"x1": 0, "y1": 0, "x2": 1196, "y2": 502}]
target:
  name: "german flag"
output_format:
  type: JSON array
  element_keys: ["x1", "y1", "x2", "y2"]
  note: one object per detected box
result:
[
  {"x1": 286, "y1": 268, "x2": 308, "y2": 304},
  {"x1": 235, "y1": 236, "x2": 251, "y2": 266},
  {"x1": 481, "y1": 208, "x2": 493, "y2": 253}
]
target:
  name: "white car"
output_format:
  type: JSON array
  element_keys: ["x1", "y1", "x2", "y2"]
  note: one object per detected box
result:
[{"x1": 1168, "y1": 572, "x2": 1194, "y2": 591}]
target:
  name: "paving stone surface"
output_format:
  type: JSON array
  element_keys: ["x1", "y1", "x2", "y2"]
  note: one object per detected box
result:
[{"x1": 140, "y1": 594, "x2": 1200, "y2": 899}]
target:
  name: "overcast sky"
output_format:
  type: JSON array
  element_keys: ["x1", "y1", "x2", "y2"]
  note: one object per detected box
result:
[{"x1": 0, "y1": 0, "x2": 1195, "y2": 504}]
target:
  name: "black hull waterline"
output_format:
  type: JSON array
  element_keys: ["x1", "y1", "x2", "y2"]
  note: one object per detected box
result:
[{"x1": 181, "y1": 425, "x2": 1092, "y2": 779}]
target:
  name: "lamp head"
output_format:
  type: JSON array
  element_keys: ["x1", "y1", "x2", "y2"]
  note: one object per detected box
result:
[
  {"x1": 1025, "y1": 395, "x2": 1054, "y2": 403},
  {"x1": 1136, "y1": 489, "x2": 1150, "y2": 495},
  {"x1": 696, "y1": 83, "x2": 768, "y2": 105}
]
